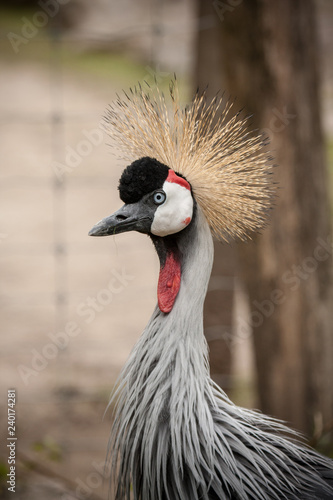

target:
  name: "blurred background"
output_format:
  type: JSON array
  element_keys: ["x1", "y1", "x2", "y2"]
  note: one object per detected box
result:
[{"x1": 0, "y1": 0, "x2": 332, "y2": 498}]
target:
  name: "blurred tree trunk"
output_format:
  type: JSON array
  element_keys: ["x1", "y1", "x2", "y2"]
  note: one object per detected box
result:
[
  {"x1": 211, "y1": 0, "x2": 333, "y2": 438},
  {"x1": 194, "y1": 0, "x2": 333, "y2": 439},
  {"x1": 194, "y1": 0, "x2": 236, "y2": 392}
]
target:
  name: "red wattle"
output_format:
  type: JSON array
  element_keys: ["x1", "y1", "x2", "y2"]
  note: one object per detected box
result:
[{"x1": 157, "y1": 252, "x2": 181, "y2": 313}]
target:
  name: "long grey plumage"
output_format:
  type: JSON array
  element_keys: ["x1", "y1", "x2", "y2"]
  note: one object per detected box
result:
[
  {"x1": 89, "y1": 82, "x2": 333, "y2": 500},
  {"x1": 106, "y1": 208, "x2": 333, "y2": 500}
]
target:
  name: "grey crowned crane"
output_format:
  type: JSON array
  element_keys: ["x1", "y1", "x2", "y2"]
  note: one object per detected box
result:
[{"x1": 89, "y1": 82, "x2": 333, "y2": 500}]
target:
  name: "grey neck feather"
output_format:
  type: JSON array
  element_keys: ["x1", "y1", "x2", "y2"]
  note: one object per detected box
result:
[{"x1": 107, "y1": 207, "x2": 333, "y2": 500}]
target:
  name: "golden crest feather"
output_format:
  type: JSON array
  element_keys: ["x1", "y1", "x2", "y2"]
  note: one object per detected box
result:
[{"x1": 103, "y1": 81, "x2": 274, "y2": 242}]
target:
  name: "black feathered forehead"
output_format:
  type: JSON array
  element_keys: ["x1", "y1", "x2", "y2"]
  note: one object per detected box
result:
[{"x1": 118, "y1": 157, "x2": 170, "y2": 204}]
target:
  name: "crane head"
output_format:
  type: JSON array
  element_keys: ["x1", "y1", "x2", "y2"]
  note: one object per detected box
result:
[
  {"x1": 88, "y1": 81, "x2": 274, "y2": 312},
  {"x1": 89, "y1": 156, "x2": 194, "y2": 239}
]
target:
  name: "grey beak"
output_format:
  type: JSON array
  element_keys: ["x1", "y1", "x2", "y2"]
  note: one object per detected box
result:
[{"x1": 88, "y1": 202, "x2": 153, "y2": 237}]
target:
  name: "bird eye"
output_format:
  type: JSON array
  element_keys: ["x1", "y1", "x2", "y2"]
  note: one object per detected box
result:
[{"x1": 153, "y1": 191, "x2": 166, "y2": 205}]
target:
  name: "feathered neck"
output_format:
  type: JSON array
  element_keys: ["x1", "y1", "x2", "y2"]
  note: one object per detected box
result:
[
  {"x1": 121, "y1": 205, "x2": 215, "y2": 408},
  {"x1": 150, "y1": 204, "x2": 214, "y2": 328}
]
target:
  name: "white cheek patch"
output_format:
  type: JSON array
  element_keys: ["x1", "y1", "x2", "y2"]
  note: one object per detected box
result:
[{"x1": 151, "y1": 181, "x2": 193, "y2": 237}]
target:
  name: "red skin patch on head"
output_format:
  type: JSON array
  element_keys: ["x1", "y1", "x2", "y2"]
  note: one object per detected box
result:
[
  {"x1": 158, "y1": 251, "x2": 181, "y2": 313},
  {"x1": 183, "y1": 217, "x2": 191, "y2": 226},
  {"x1": 166, "y1": 170, "x2": 191, "y2": 191}
]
